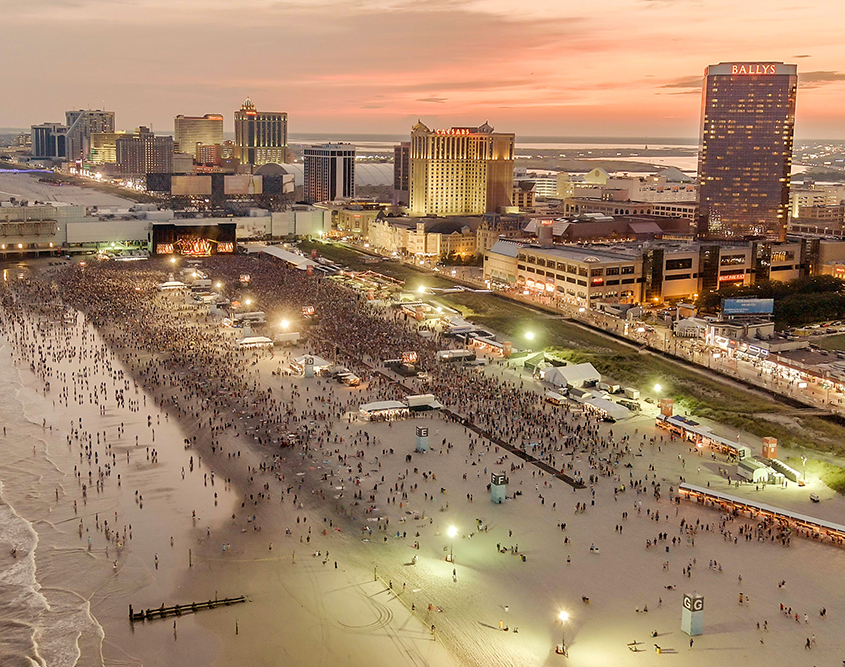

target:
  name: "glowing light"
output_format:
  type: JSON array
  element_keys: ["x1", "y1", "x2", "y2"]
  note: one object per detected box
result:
[
  {"x1": 448, "y1": 526, "x2": 458, "y2": 538},
  {"x1": 654, "y1": 383, "x2": 662, "y2": 393},
  {"x1": 417, "y1": 286, "x2": 426, "y2": 294},
  {"x1": 558, "y1": 611, "x2": 569, "y2": 622},
  {"x1": 525, "y1": 331, "x2": 535, "y2": 341},
  {"x1": 280, "y1": 319, "x2": 290, "y2": 329},
  {"x1": 170, "y1": 257, "x2": 177, "y2": 264},
  {"x1": 245, "y1": 298, "x2": 253, "y2": 306}
]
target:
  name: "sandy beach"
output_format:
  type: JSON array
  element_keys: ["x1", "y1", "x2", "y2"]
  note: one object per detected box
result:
[{"x1": 1, "y1": 255, "x2": 844, "y2": 667}]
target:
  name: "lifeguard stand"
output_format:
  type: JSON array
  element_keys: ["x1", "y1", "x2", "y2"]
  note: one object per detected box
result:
[
  {"x1": 415, "y1": 426, "x2": 429, "y2": 453},
  {"x1": 491, "y1": 472, "x2": 508, "y2": 504},
  {"x1": 304, "y1": 356, "x2": 315, "y2": 377}
]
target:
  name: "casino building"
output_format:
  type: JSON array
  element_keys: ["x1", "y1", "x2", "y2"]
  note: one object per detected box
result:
[
  {"x1": 408, "y1": 121, "x2": 514, "y2": 217},
  {"x1": 698, "y1": 62, "x2": 798, "y2": 241},
  {"x1": 484, "y1": 238, "x2": 810, "y2": 306},
  {"x1": 234, "y1": 98, "x2": 288, "y2": 166}
]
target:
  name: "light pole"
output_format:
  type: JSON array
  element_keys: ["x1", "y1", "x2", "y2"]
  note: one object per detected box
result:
[
  {"x1": 557, "y1": 610, "x2": 569, "y2": 656},
  {"x1": 448, "y1": 526, "x2": 457, "y2": 563}
]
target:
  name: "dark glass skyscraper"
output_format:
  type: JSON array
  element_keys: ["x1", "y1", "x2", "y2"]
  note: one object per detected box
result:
[{"x1": 698, "y1": 62, "x2": 797, "y2": 241}]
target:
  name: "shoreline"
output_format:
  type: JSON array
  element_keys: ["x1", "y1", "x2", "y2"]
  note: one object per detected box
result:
[{"x1": 4, "y1": 256, "x2": 845, "y2": 667}]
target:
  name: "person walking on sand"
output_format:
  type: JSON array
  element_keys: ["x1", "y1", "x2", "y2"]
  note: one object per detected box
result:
[{"x1": 689, "y1": 638, "x2": 694, "y2": 650}]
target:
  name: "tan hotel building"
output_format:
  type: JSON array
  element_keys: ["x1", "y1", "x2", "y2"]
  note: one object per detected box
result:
[
  {"x1": 174, "y1": 114, "x2": 224, "y2": 160},
  {"x1": 408, "y1": 121, "x2": 514, "y2": 217}
]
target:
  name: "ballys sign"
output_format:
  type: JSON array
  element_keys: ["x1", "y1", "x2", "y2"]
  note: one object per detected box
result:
[{"x1": 731, "y1": 64, "x2": 777, "y2": 75}]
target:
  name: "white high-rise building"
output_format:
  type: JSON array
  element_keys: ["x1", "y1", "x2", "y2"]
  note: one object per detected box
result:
[{"x1": 303, "y1": 143, "x2": 356, "y2": 204}]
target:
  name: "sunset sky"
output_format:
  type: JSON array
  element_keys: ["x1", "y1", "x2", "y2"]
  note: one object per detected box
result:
[{"x1": 2, "y1": 0, "x2": 844, "y2": 139}]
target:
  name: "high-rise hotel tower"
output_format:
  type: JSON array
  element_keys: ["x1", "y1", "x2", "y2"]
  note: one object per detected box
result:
[
  {"x1": 234, "y1": 97, "x2": 287, "y2": 166},
  {"x1": 698, "y1": 62, "x2": 797, "y2": 240},
  {"x1": 409, "y1": 121, "x2": 514, "y2": 216},
  {"x1": 174, "y1": 114, "x2": 224, "y2": 160}
]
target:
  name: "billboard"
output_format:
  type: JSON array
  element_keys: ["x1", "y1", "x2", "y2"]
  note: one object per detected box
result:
[
  {"x1": 224, "y1": 174, "x2": 262, "y2": 195},
  {"x1": 722, "y1": 298, "x2": 774, "y2": 315},
  {"x1": 172, "y1": 175, "x2": 213, "y2": 196}
]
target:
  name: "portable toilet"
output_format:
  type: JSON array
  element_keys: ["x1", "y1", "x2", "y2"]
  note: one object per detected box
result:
[
  {"x1": 762, "y1": 437, "x2": 777, "y2": 459},
  {"x1": 491, "y1": 472, "x2": 508, "y2": 504}
]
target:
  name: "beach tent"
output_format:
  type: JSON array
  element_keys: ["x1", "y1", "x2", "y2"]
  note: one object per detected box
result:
[
  {"x1": 544, "y1": 363, "x2": 600, "y2": 388},
  {"x1": 291, "y1": 355, "x2": 332, "y2": 373},
  {"x1": 157, "y1": 280, "x2": 187, "y2": 291},
  {"x1": 359, "y1": 400, "x2": 409, "y2": 420},
  {"x1": 583, "y1": 397, "x2": 629, "y2": 421},
  {"x1": 237, "y1": 336, "x2": 273, "y2": 349},
  {"x1": 360, "y1": 400, "x2": 407, "y2": 413}
]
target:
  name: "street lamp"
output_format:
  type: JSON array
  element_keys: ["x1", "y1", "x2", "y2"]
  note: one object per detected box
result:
[
  {"x1": 245, "y1": 298, "x2": 252, "y2": 307},
  {"x1": 280, "y1": 319, "x2": 290, "y2": 330},
  {"x1": 654, "y1": 383, "x2": 662, "y2": 394},
  {"x1": 525, "y1": 331, "x2": 535, "y2": 341},
  {"x1": 215, "y1": 281, "x2": 222, "y2": 289},
  {"x1": 557, "y1": 610, "x2": 569, "y2": 656},
  {"x1": 417, "y1": 285, "x2": 426, "y2": 294},
  {"x1": 447, "y1": 526, "x2": 457, "y2": 563}
]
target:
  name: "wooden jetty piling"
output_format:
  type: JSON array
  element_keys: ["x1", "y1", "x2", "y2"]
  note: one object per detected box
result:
[{"x1": 129, "y1": 595, "x2": 247, "y2": 622}]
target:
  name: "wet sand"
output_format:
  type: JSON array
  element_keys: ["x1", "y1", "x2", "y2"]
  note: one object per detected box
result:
[{"x1": 3, "y1": 257, "x2": 845, "y2": 667}]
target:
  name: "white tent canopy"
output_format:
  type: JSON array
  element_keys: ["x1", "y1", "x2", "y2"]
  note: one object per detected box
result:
[
  {"x1": 359, "y1": 400, "x2": 407, "y2": 413},
  {"x1": 292, "y1": 355, "x2": 331, "y2": 369},
  {"x1": 157, "y1": 280, "x2": 187, "y2": 291},
  {"x1": 543, "y1": 363, "x2": 600, "y2": 388},
  {"x1": 237, "y1": 336, "x2": 273, "y2": 348},
  {"x1": 583, "y1": 397, "x2": 629, "y2": 421}
]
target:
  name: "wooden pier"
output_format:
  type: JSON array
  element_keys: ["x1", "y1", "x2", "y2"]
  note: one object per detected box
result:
[{"x1": 129, "y1": 595, "x2": 247, "y2": 622}]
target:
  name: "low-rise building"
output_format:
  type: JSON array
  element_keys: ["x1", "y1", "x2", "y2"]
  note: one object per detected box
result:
[{"x1": 484, "y1": 237, "x2": 815, "y2": 306}]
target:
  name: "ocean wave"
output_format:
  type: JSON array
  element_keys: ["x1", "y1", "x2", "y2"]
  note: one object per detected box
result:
[{"x1": 0, "y1": 481, "x2": 49, "y2": 667}]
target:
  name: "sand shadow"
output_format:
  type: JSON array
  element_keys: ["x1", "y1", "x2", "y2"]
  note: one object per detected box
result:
[{"x1": 478, "y1": 621, "x2": 504, "y2": 631}]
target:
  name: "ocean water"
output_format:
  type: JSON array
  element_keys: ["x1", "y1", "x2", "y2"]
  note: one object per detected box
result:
[
  {"x1": 0, "y1": 274, "x2": 236, "y2": 667},
  {"x1": 0, "y1": 341, "x2": 105, "y2": 667}
]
